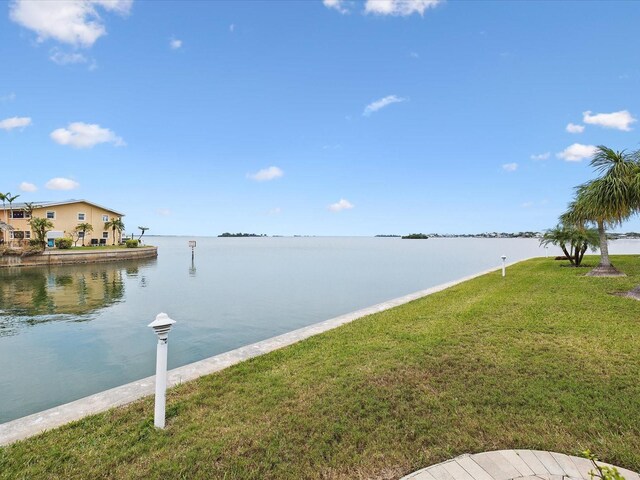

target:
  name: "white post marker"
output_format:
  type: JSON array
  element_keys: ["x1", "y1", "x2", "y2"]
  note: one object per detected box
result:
[
  {"x1": 189, "y1": 240, "x2": 196, "y2": 261},
  {"x1": 148, "y1": 312, "x2": 176, "y2": 429},
  {"x1": 545, "y1": 246, "x2": 549, "y2": 258},
  {"x1": 501, "y1": 255, "x2": 507, "y2": 277}
]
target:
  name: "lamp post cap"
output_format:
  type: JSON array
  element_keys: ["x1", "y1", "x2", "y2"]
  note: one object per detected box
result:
[
  {"x1": 501, "y1": 255, "x2": 507, "y2": 260},
  {"x1": 148, "y1": 312, "x2": 176, "y2": 331}
]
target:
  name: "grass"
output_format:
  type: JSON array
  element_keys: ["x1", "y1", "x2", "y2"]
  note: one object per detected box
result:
[{"x1": 1, "y1": 255, "x2": 639, "y2": 479}]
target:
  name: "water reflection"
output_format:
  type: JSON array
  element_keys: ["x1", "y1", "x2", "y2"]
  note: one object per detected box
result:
[
  {"x1": 189, "y1": 257, "x2": 197, "y2": 277},
  {"x1": 0, "y1": 259, "x2": 156, "y2": 336}
]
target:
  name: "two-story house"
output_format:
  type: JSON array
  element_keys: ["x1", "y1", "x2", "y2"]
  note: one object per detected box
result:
[{"x1": 2, "y1": 199, "x2": 125, "y2": 247}]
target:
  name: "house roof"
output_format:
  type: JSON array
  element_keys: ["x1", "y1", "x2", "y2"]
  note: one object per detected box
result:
[{"x1": 7, "y1": 199, "x2": 125, "y2": 217}]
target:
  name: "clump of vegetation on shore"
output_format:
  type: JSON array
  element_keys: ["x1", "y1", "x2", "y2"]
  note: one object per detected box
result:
[
  {"x1": 1, "y1": 256, "x2": 638, "y2": 478},
  {"x1": 218, "y1": 232, "x2": 267, "y2": 237},
  {"x1": 402, "y1": 233, "x2": 429, "y2": 239}
]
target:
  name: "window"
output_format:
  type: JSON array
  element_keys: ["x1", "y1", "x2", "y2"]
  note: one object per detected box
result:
[
  {"x1": 78, "y1": 231, "x2": 85, "y2": 238},
  {"x1": 102, "y1": 215, "x2": 109, "y2": 222},
  {"x1": 25, "y1": 231, "x2": 31, "y2": 239},
  {"x1": 10, "y1": 231, "x2": 25, "y2": 239},
  {"x1": 103, "y1": 232, "x2": 109, "y2": 239},
  {"x1": 11, "y1": 211, "x2": 24, "y2": 219},
  {"x1": 46, "y1": 211, "x2": 55, "y2": 219},
  {"x1": 78, "y1": 213, "x2": 85, "y2": 221}
]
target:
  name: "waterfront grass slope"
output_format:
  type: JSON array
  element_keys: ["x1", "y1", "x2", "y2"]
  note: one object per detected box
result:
[{"x1": 1, "y1": 256, "x2": 639, "y2": 479}]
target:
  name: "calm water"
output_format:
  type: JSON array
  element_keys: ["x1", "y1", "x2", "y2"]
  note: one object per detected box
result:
[{"x1": 1, "y1": 236, "x2": 638, "y2": 423}]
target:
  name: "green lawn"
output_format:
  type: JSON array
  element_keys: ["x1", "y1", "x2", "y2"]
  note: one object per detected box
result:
[{"x1": 1, "y1": 256, "x2": 639, "y2": 479}]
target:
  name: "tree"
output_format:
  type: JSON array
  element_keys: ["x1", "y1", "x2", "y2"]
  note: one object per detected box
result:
[
  {"x1": 540, "y1": 224, "x2": 599, "y2": 266},
  {"x1": 29, "y1": 217, "x2": 54, "y2": 249},
  {"x1": 138, "y1": 226, "x2": 149, "y2": 242},
  {"x1": 0, "y1": 193, "x2": 7, "y2": 222},
  {"x1": 561, "y1": 146, "x2": 640, "y2": 276},
  {"x1": 75, "y1": 223, "x2": 94, "y2": 246},
  {"x1": 5, "y1": 193, "x2": 20, "y2": 225},
  {"x1": 104, "y1": 218, "x2": 125, "y2": 245},
  {"x1": 23, "y1": 202, "x2": 39, "y2": 219}
]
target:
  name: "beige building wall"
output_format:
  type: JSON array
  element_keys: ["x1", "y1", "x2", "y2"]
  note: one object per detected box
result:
[{"x1": 4, "y1": 201, "x2": 124, "y2": 245}]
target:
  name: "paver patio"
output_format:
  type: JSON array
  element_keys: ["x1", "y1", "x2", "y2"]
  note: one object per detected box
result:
[{"x1": 402, "y1": 450, "x2": 639, "y2": 480}]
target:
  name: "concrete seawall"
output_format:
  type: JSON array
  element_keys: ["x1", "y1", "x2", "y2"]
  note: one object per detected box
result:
[{"x1": 0, "y1": 246, "x2": 158, "y2": 268}]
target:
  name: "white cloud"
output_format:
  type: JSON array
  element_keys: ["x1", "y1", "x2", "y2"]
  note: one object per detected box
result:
[
  {"x1": 530, "y1": 152, "x2": 550, "y2": 161},
  {"x1": 323, "y1": 0, "x2": 350, "y2": 14},
  {"x1": 0, "y1": 93, "x2": 16, "y2": 102},
  {"x1": 328, "y1": 198, "x2": 354, "y2": 212},
  {"x1": 582, "y1": 110, "x2": 636, "y2": 131},
  {"x1": 19, "y1": 182, "x2": 38, "y2": 192},
  {"x1": 363, "y1": 95, "x2": 406, "y2": 116},
  {"x1": 566, "y1": 123, "x2": 584, "y2": 134},
  {"x1": 45, "y1": 177, "x2": 79, "y2": 190},
  {"x1": 364, "y1": 0, "x2": 442, "y2": 16},
  {"x1": 409, "y1": 51, "x2": 419, "y2": 58},
  {"x1": 502, "y1": 162, "x2": 518, "y2": 172},
  {"x1": 229, "y1": 23, "x2": 235, "y2": 32},
  {"x1": 169, "y1": 37, "x2": 182, "y2": 50},
  {"x1": 50, "y1": 122, "x2": 125, "y2": 148},
  {"x1": 0, "y1": 116, "x2": 32, "y2": 131},
  {"x1": 521, "y1": 201, "x2": 534, "y2": 208},
  {"x1": 9, "y1": 0, "x2": 132, "y2": 48},
  {"x1": 156, "y1": 208, "x2": 172, "y2": 216},
  {"x1": 49, "y1": 48, "x2": 88, "y2": 65},
  {"x1": 556, "y1": 143, "x2": 597, "y2": 162},
  {"x1": 268, "y1": 207, "x2": 282, "y2": 215},
  {"x1": 247, "y1": 166, "x2": 284, "y2": 182}
]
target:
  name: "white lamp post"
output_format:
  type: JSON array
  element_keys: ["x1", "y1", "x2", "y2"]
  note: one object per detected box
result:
[
  {"x1": 148, "y1": 312, "x2": 176, "y2": 429},
  {"x1": 501, "y1": 255, "x2": 507, "y2": 277},
  {"x1": 545, "y1": 246, "x2": 549, "y2": 258}
]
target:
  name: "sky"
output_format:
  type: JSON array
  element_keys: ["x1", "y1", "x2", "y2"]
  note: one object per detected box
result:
[{"x1": 1, "y1": 0, "x2": 639, "y2": 236}]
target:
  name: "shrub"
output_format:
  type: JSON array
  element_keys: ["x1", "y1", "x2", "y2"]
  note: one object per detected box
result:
[
  {"x1": 125, "y1": 239, "x2": 139, "y2": 248},
  {"x1": 29, "y1": 239, "x2": 41, "y2": 247},
  {"x1": 55, "y1": 237, "x2": 73, "y2": 249}
]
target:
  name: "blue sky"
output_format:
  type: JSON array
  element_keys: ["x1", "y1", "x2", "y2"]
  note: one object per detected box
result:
[{"x1": 1, "y1": 0, "x2": 639, "y2": 236}]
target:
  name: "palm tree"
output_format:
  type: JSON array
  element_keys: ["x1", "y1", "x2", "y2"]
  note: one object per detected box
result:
[
  {"x1": 540, "y1": 223, "x2": 598, "y2": 267},
  {"x1": 6, "y1": 193, "x2": 20, "y2": 225},
  {"x1": 0, "y1": 193, "x2": 7, "y2": 223},
  {"x1": 138, "y1": 226, "x2": 149, "y2": 242},
  {"x1": 75, "y1": 223, "x2": 94, "y2": 246},
  {"x1": 23, "y1": 202, "x2": 39, "y2": 219},
  {"x1": 561, "y1": 146, "x2": 640, "y2": 275},
  {"x1": 104, "y1": 218, "x2": 125, "y2": 245},
  {"x1": 28, "y1": 217, "x2": 54, "y2": 250}
]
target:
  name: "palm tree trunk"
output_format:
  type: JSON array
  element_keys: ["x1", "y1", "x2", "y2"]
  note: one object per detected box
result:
[
  {"x1": 560, "y1": 244, "x2": 575, "y2": 265},
  {"x1": 597, "y1": 220, "x2": 611, "y2": 267},
  {"x1": 577, "y1": 243, "x2": 587, "y2": 266}
]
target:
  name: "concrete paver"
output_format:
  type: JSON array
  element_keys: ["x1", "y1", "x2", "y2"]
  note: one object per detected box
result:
[
  {"x1": 500, "y1": 450, "x2": 535, "y2": 477},
  {"x1": 550, "y1": 452, "x2": 583, "y2": 479},
  {"x1": 532, "y1": 451, "x2": 565, "y2": 476},
  {"x1": 456, "y1": 455, "x2": 495, "y2": 480},
  {"x1": 515, "y1": 450, "x2": 550, "y2": 476},
  {"x1": 472, "y1": 451, "x2": 523, "y2": 480}
]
